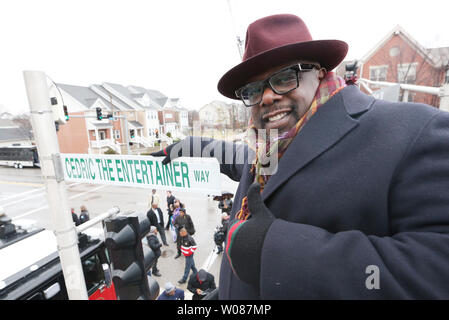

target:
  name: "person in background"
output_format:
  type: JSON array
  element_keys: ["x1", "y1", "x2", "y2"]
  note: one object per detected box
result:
[
  {"x1": 187, "y1": 269, "x2": 216, "y2": 300},
  {"x1": 71, "y1": 208, "x2": 80, "y2": 226},
  {"x1": 178, "y1": 227, "x2": 197, "y2": 284},
  {"x1": 149, "y1": 189, "x2": 160, "y2": 209},
  {"x1": 166, "y1": 190, "x2": 176, "y2": 230},
  {"x1": 146, "y1": 200, "x2": 168, "y2": 246},
  {"x1": 157, "y1": 282, "x2": 184, "y2": 300},
  {"x1": 214, "y1": 213, "x2": 230, "y2": 254},
  {"x1": 79, "y1": 205, "x2": 90, "y2": 224},
  {"x1": 171, "y1": 198, "x2": 183, "y2": 257},
  {"x1": 146, "y1": 226, "x2": 162, "y2": 277},
  {"x1": 174, "y1": 208, "x2": 195, "y2": 259},
  {"x1": 174, "y1": 208, "x2": 195, "y2": 236},
  {"x1": 218, "y1": 195, "x2": 233, "y2": 214}
]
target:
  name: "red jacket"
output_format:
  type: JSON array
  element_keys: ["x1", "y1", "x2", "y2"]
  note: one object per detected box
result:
[{"x1": 180, "y1": 235, "x2": 197, "y2": 257}]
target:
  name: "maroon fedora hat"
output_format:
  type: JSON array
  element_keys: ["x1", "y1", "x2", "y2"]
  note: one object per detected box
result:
[{"x1": 217, "y1": 14, "x2": 348, "y2": 100}]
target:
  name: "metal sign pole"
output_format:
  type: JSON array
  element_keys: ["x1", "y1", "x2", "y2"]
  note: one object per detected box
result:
[
  {"x1": 23, "y1": 70, "x2": 88, "y2": 300},
  {"x1": 123, "y1": 113, "x2": 131, "y2": 155}
]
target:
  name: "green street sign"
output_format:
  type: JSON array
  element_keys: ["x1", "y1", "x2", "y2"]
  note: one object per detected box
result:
[{"x1": 60, "y1": 154, "x2": 221, "y2": 194}]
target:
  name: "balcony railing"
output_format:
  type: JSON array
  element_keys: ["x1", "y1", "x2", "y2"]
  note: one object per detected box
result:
[{"x1": 90, "y1": 139, "x2": 121, "y2": 153}]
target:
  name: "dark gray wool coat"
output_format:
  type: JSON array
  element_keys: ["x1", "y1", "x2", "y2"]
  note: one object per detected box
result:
[{"x1": 203, "y1": 85, "x2": 449, "y2": 299}]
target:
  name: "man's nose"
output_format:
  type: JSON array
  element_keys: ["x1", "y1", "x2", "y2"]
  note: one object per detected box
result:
[{"x1": 259, "y1": 86, "x2": 283, "y2": 107}]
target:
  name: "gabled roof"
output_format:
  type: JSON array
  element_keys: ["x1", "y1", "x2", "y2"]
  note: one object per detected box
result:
[
  {"x1": 57, "y1": 84, "x2": 114, "y2": 110},
  {"x1": 102, "y1": 82, "x2": 144, "y2": 110},
  {"x1": 128, "y1": 120, "x2": 143, "y2": 129},
  {"x1": 127, "y1": 85, "x2": 168, "y2": 108},
  {"x1": 90, "y1": 84, "x2": 132, "y2": 111},
  {"x1": 361, "y1": 25, "x2": 439, "y2": 67},
  {"x1": 0, "y1": 127, "x2": 30, "y2": 142}
]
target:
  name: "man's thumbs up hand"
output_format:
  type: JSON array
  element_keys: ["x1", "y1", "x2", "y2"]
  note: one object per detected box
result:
[{"x1": 226, "y1": 183, "x2": 275, "y2": 290}]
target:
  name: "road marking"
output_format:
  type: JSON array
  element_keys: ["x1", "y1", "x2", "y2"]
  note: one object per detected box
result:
[
  {"x1": 0, "y1": 186, "x2": 45, "y2": 203},
  {"x1": 12, "y1": 184, "x2": 108, "y2": 220},
  {"x1": 201, "y1": 246, "x2": 220, "y2": 272},
  {"x1": 2, "y1": 190, "x2": 46, "y2": 208},
  {"x1": 0, "y1": 180, "x2": 44, "y2": 187},
  {"x1": 0, "y1": 182, "x2": 82, "y2": 206}
]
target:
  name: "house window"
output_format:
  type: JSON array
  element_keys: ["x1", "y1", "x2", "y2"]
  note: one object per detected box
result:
[
  {"x1": 397, "y1": 63, "x2": 417, "y2": 84},
  {"x1": 445, "y1": 69, "x2": 449, "y2": 84},
  {"x1": 91, "y1": 131, "x2": 96, "y2": 139},
  {"x1": 399, "y1": 90, "x2": 415, "y2": 102},
  {"x1": 369, "y1": 66, "x2": 388, "y2": 82},
  {"x1": 114, "y1": 130, "x2": 120, "y2": 139},
  {"x1": 99, "y1": 131, "x2": 106, "y2": 140}
]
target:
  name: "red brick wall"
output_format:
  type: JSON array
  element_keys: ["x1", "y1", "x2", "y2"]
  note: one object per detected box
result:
[
  {"x1": 57, "y1": 111, "x2": 89, "y2": 153},
  {"x1": 361, "y1": 34, "x2": 441, "y2": 107}
]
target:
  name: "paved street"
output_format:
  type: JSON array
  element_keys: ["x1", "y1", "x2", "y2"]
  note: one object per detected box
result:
[{"x1": 0, "y1": 166, "x2": 239, "y2": 299}]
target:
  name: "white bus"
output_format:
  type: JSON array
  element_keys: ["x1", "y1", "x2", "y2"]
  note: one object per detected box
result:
[{"x1": 0, "y1": 146, "x2": 39, "y2": 168}]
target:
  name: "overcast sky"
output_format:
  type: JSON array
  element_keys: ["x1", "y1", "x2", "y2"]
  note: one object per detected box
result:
[{"x1": 1, "y1": 0, "x2": 449, "y2": 115}]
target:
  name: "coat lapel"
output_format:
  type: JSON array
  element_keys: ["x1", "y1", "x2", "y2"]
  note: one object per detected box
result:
[{"x1": 261, "y1": 86, "x2": 374, "y2": 201}]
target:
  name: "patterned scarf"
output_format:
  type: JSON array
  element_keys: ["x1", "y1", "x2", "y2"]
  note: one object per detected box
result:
[{"x1": 235, "y1": 71, "x2": 347, "y2": 221}]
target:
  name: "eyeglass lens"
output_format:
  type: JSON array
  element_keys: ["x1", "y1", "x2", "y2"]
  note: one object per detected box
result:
[{"x1": 239, "y1": 67, "x2": 299, "y2": 107}]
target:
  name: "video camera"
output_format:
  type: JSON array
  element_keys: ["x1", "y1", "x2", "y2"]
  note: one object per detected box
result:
[{"x1": 344, "y1": 60, "x2": 359, "y2": 85}]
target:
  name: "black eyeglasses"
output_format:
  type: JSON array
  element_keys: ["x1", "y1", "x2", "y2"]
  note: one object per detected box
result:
[{"x1": 235, "y1": 63, "x2": 320, "y2": 107}]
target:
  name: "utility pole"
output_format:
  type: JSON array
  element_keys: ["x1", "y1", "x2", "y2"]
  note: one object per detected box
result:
[
  {"x1": 226, "y1": 0, "x2": 243, "y2": 59},
  {"x1": 123, "y1": 112, "x2": 131, "y2": 154},
  {"x1": 23, "y1": 70, "x2": 88, "y2": 300}
]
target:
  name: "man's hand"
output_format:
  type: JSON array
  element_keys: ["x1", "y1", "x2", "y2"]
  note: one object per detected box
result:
[
  {"x1": 196, "y1": 289, "x2": 203, "y2": 295},
  {"x1": 150, "y1": 141, "x2": 182, "y2": 165},
  {"x1": 226, "y1": 183, "x2": 275, "y2": 290}
]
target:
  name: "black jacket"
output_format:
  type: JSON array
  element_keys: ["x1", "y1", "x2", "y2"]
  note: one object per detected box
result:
[
  {"x1": 72, "y1": 213, "x2": 80, "y2": 226},
  {"x1": 167, "y1": 195, "x2": 175, "y2": 214},
  {"x1": 146, "y1": 234, "x2": 162, "y2": 258},
  {"x1": 174, "y1": 214, "x2": 195, "y2": 235},
  {"x1": 188, "y1": 272, "x2": 216, "y2": 299},
  {"x1": 79, "y1": 210, "x2": 89, "y2": 224},
  {"x1": 147, "y1": 208, "x2": 164, "y2": 227}
]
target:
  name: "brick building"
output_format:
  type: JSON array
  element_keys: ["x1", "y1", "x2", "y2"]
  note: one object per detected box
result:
[
  {"x1": 338, "y1": 25, "x2": 449, "y2": 107},
  {"x1": 49, "y1": 82, "x2": 180, "y2": 155}
]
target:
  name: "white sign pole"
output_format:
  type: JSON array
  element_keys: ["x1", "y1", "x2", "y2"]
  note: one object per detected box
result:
[{"x1": 23, "y1": 70, "x2": 88, "y2": 300}]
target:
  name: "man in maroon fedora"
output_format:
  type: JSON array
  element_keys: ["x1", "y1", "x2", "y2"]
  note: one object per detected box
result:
[{"x1": 153, "y1": 14, "x2": 449, "y2": 299}]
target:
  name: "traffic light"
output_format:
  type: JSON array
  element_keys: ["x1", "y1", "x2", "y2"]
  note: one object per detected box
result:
[
  {"x1": 96, "y1": 107, "x2": 103, "y2": 120},
  {"x1": 104, "y1": 214, "x2": 159, "y2": 300},
  {"x1": 63, "y1": 105, "x2": 69, "y2": 121},
  {"x1": 49, "y1": 97, "x2": 68, "y2": 124}
]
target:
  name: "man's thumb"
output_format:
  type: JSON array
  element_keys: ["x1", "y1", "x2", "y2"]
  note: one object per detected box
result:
[
  {"x1": 247, "y1": 183, "x2": 270, "y2": 218},
  {"x1": 150, "y1": 150, "x2": 166, "y2": 157}
]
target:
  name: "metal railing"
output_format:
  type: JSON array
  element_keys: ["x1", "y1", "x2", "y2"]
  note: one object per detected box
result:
[
  {"x1": 90, "y1": 139, "x2": 121, "y2": 153},
  {"x1": 75, "y1": 206, "x2": 120, "y2": 233},
  {"x1": 358, "y1": 78, "x2": 449, "y2": 111}
]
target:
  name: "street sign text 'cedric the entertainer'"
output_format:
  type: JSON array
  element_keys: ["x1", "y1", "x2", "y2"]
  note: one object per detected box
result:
[{"x1": 60, "y1": 154, "x2": 222, "y2": 194}]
